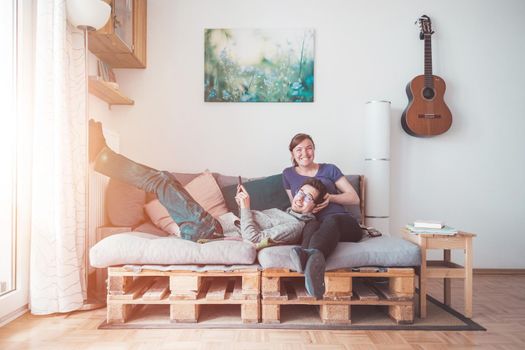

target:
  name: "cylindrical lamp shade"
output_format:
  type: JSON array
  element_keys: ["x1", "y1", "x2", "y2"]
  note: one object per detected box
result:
[
  {"x1": 364, "y1": 101, "x2": 391, "y2": 159},
  {"x1": 66, "y1": 0, "x2": 111, "y2": 31},
  {"x1": 364, "y1": 100, "x2": 391, "y2": 235}
]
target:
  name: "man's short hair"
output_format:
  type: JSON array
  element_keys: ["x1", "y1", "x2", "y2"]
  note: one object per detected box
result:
[{"x1": 301, "y1": 178, "x2": 327, "y2": 204}]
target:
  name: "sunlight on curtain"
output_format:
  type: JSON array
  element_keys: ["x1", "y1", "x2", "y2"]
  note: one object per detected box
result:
[{"x1": 29, "y1": 0, "x2": 87, "y2": 314}]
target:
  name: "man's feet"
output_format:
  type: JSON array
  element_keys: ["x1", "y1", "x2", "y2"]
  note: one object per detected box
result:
[
  {"x1": 89, "y1": 119, "x2": 107, "y2": 162},
  {"x1": 290, "y1": 247, "x2": 309, "y2": 273},
  {"x1": 303, "y1": 249, "x2": 326, "y2": 299}
]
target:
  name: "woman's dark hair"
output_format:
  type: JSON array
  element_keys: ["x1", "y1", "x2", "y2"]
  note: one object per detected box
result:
[
  {"x1": 288, "y1": 133, "x2": 315, "y2": 166},
  {"x1": 301, "y1": 178, "x2": 327, "y2": 204}
]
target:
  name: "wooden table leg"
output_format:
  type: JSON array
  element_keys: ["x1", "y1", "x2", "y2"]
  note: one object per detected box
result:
[
  {"x1": 465, "y1": 237, "x2": 473, "y2": 318},
  {"x1": 444, "y1": 249, "x2": 451, "y2": 306},
  {"x1": 419, "y1": 239, "x2": 427, "y2": 318}
]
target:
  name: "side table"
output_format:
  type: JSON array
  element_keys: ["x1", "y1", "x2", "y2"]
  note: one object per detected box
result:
[{"x1": 402, "y1": 229, "x2": 476, "y2": 318}]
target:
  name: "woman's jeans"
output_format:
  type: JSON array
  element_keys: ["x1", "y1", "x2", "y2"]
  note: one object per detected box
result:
[{"x1": 94, "y1": 147, "x2": 221, "y2": 241}]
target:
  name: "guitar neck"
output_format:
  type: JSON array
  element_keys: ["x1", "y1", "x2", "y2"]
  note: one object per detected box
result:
[{"x1": 424, "y1": 34, "x2": 433, "y2": 88}]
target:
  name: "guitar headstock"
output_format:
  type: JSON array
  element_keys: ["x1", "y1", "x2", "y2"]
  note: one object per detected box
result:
[{"x1": 417, "y1": 15, "x2": 434, "y2": 40}]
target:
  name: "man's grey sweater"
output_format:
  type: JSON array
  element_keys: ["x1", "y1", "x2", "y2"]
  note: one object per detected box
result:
[{"x1": 239, "y1": 207, "x2": 315, "y2": 244}]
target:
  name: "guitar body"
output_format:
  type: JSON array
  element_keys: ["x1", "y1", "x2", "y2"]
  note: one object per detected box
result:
[
  {"x1": 402, "y1": 15, "x2": 452, "y2": 137},
  {"x1": 401, "y1": 74, "x2": 452, "y2": 137}
]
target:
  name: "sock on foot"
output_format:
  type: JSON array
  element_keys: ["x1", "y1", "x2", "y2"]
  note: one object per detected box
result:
[{"x1": 303, "y1": 249, "x2": 326, "y2": 299}]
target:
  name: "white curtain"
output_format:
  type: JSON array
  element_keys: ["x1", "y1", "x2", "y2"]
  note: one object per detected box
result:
[{"x1": 30, "y1": 0, "x2": 87, "y2": 314}]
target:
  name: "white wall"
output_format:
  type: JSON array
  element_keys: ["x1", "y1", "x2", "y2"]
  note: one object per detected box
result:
[{"x1": 90, "y1": 0, "x2": 525, "y2": 268}]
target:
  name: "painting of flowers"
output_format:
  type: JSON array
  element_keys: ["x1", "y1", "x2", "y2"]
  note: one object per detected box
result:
[{"x1": 205, "y1": 28, "x2": 315, "y2": 102}]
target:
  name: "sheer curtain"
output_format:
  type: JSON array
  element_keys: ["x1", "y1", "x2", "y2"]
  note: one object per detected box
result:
[{"x1": 29, "y1": 0, "x2": 87, "y2": 314}]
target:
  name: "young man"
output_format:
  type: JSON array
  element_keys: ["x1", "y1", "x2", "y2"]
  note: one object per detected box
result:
[{"x1": 89, "y1": 120, "x2": 328, "y2": 297}]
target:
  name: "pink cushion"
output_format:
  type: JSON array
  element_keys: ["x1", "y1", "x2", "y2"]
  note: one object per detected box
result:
[
  {"x1": 184, "y1": 171, "x2": 229, "y2": 218},
  {"x1": 133, "y1": 221, "x2": 170, "y2": 237},
  {"x1": 106, "y1": 179, "x2": 146, "y2": 227},
  {"x1": 144, "y1": 199, "x2": 181, "y2": 236}
]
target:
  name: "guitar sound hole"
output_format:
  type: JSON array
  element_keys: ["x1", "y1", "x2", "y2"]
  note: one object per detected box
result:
[{"x1": 423, "y1": 87, "x2": 435, "y2": 100}]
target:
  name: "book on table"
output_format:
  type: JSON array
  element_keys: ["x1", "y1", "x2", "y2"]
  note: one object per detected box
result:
[
  {"x1": 406, "y1": 224, "x2": 458, "y2": 235},
  {"x1": 413, "y1": 220, "x2": 444, "y2": 229}
]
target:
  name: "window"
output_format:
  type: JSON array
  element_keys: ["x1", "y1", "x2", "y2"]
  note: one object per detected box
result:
[{"x1": 0, "y1": 0, "x2": 17, "y2": 297}]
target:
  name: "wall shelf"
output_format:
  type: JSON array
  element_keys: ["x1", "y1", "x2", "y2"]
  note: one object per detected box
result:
[
  {"x1": 88, "y1": 0, "x2": 147, "y2": 68},
  {"x1": 88, "y1": 76, "x2": 134, "y2": 108}
]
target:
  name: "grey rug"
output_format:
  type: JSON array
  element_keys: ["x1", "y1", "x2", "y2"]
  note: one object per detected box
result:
[{"x1": 99, "y1": 294, "x2": 485, "y2": 331}]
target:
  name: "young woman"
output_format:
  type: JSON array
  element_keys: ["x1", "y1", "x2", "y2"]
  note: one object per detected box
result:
[{"x1": 282, "y1": 133, "x2": 364, "y2": 298}]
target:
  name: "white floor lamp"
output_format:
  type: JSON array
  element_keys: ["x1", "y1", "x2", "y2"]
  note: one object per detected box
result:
[
  {"x1": 364, "y1": 100, "x2": 391, "y2": 235},
  {"x1": 66, "y1": 0, "x2": 111, "y2": 310}
]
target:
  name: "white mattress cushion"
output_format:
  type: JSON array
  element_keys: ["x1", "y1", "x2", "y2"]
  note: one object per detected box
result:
[
  {"x1": 257, "y1": 236, "x2": 421, "y2": 271},
  {"x1": 90, "y1": 232, "x2": 257, "y2": 268}
]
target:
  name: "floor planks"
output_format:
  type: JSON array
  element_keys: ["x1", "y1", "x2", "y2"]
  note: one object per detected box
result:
[{"x1": 0, "y1": 274, "x2": 524, "y2": 349}]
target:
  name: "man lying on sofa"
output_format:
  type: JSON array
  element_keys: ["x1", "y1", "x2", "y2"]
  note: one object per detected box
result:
[
  {"x1": 90, "y1": 119, "x2": 329, "y2": 297},
  {"x1": 90, "y1": 119, "x2": 329, "y2": 298}
]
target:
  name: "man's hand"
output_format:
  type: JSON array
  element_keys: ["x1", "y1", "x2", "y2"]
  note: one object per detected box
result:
[
  {"x1": 312, "y1": 193, "x2": 330, "y2": 213},
  {"x1": 235, "y1": 185, "x2": 251, "y2": 209}
]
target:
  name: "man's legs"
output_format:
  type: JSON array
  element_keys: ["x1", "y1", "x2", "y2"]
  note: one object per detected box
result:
[
  {"x1": 307, "y1": 215, "x2": 342, "y2": 258},
  {"x1": 290, "y1": 214, "x2": 362, "y2": 299},
  {"x1": 90, "y1": 121, "x2": 221, "y2": 241}
]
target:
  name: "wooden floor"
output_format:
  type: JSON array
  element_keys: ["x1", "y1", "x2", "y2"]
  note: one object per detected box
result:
[{"x1": 1, "y1": 274, "x2": 524, "y2": 349}]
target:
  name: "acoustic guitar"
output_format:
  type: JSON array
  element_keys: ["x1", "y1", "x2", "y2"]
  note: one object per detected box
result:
[{"x1": 401, "y1": 15, "x2": 452, "y2": 137}]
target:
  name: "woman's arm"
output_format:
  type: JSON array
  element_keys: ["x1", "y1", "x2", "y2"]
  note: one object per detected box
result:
[
  {"x1": 312, "y1": 176, "x2": 360, "y2": 213},
  {"x1": 331, "y1": 176, "x2": 360, "y2": 206}
]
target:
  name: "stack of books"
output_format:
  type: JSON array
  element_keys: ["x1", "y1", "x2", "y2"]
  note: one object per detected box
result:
[{"x1": 406, "y1": 220, "x2": 458, "y2": 235}]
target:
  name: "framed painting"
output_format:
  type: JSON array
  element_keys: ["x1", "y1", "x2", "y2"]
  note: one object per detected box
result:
[{"x1": 205, "y1": 28, "x2": 315, "y2": 102}]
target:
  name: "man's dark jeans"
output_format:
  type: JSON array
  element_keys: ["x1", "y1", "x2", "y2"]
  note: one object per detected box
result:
[
  {"x1": 301, "y1": 214, "x2": 363, "y2": 258},
  {"x1": 94, "y1": 147, "x2": 220, "y2": 241}
]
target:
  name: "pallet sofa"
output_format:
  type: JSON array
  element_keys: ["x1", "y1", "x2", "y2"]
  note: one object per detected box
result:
[{"x1": 90, "y1": 171, "x2": 421, "y2": 325}]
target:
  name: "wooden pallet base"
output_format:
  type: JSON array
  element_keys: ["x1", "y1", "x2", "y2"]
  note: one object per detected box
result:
[
  {"x1": 106, "y1": 267, "x2": 260, "y2": 324},
  {"x1": 104, "y1": 267, "x2": 414, "y2": 325},
  {"x1": 261, "y1": 268, "x2": 415, "y2": 324}
]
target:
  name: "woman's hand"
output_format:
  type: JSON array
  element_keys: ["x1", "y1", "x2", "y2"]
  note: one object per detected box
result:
[
  {"x1": 235, "y1": 185, "x2": 251, "y2": 209},
  {"x1": 312, "y1": 193, "x2": 330, "y2": 213}
]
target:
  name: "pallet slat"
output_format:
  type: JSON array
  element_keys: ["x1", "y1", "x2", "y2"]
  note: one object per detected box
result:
[
  {"x1": 354, "y1": 282, "x2": 380, "y2": 300},
  {"x1": 231, "y1": 277, "x2": 244, "y2": 300},
  {"x1": 289, "y1": 279, "x2": 316, "y2": 301},
  {"x1": 206, "y1": 278, "x2": 229, "y2": 300},
  {"x1": 109, "y1": 277, "x2": 155, "y2": 300},
  {"x1": 142, "y1": 278, "x2": 169, "y2": 301}
]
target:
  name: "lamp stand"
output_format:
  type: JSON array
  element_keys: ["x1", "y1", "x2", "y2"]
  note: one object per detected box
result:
[{"x1": 78, "y1": 27, "x2": 105, "y2": 311}]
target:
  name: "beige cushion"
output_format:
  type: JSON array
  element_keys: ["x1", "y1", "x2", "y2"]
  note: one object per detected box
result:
[
  {"x1": 89, "y1": 232, "x2": 257, "y2": 268},
  {"x1": 133, "y1": 221, "x2": 169, "y2": 237},
  {"x1": 144, "y1": 199, "x2": 180, "y2": 236},
  {"x1": 184, "y1": 171, "x2": 229, "y2": 218},
  {"x1": 106, "y1": 179, "x2": 146, "y2": 227}
]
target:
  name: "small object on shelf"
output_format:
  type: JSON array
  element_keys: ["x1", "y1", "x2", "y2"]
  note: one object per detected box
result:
[
  {"x1": 88, "y1": 76, "x2": 134, "y2": 107},
  {"x1": 406, "y1": 224, "x2": 458, "y2": 235},
  {"x1": 97, "y1": 60, "x2": 117, "y2": 83},
  {"x1": 414, "y1": 220, "x2": 444, "y2": 229}
]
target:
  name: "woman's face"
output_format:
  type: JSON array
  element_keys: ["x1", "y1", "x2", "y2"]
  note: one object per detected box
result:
[{"x1": 292, "y1": 138, "x2": 315, "y2": 167}]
